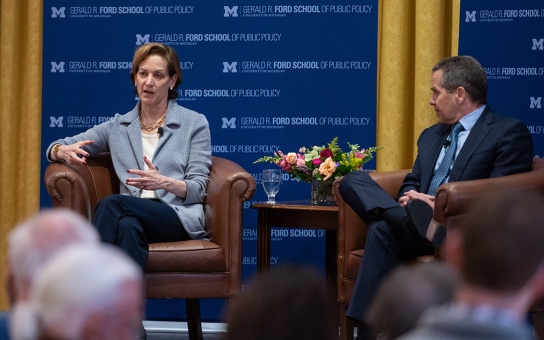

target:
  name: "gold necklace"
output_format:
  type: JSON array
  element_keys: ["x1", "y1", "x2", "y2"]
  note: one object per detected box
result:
[{"x1": 139, "y1": 110, "x2": 166, "y2": 131}]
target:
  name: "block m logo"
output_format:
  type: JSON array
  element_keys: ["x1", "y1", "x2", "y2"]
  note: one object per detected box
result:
[
  {"x1": 532, "y1": 38, "x2": 544, "y2": 51},
  {"x1": 530, "y1": 97, "x2": 542, "y2": 109},
  {"x1": 222, "y1": 117, "x2": 236, "y2": 129},
  {"x1": 224, "y1": 6, "x2": 238, "y2": 17},
  {"x1": 223, "y1": 62, "x2": 238, "y2": 73},
  {"x1": 465, "y1": 11, "x2": 476, "y2": 22},
  {"x1": 50, "y1": 116, "x2": 64, "y2": 128},
  {"x1": 51, "y1": 7, "x2": 66, "y2": 18},
  {"x1": 135, "y1": 34, "x2": 150, "y2": 45},
  {"x1": 50, "y1": 62, "x2": 65, "y2": 73}
]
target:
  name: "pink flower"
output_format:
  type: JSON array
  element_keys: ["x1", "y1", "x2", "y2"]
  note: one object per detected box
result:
[
  {"x1": 292, "y1": 155, "x2": 308, "y2": 173},
  {"x1": 320, "y1": 148, "x2": 333, "y2": 158},
  {"x1": 312, "y1": 158, "x2": 322, "y2": 166},
  {"x1": 276, "y1": 157, "x2": 291, "y2": 171},
  {"x1": 354, "y1": 151, "x2": 368, "y2": 159},
  {"x1": 319, "y1": 157, "x2": 337, "y2": 180}
]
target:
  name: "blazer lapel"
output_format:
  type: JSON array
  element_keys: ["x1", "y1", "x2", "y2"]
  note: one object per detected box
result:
[
  {"x1": 119, "y1": 104, "x2": 145, "y2": 170},
  {"x1": 154, "y1": 100, "x2": 180, "y2": 160}
]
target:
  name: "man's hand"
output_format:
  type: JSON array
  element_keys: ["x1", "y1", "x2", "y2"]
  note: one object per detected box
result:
[{"x1": 398, "y1": 190, "x2": 435, "y2": 209}]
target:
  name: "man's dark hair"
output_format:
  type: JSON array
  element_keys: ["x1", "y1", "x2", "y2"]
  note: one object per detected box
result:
[{"x1": 432, "y1": 55, "x2": 488, "y2": 106}]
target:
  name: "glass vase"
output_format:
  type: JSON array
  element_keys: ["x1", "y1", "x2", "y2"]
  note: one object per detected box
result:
[{"x1": 311, "y1": 180, "x2": 336, "y2": 206}]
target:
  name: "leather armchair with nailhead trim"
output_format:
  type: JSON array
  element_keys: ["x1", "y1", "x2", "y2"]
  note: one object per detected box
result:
[
  {"x1": 333, "y1": 157, "x2": 544, "y2": 340},
  {"x1": 44, "y1": 155, "x2": 256, "y2": 340}
]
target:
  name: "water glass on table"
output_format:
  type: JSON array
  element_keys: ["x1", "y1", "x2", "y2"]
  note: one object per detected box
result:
[{"x1": 262, "y1": 169, "x2": 282, "y2": 204}]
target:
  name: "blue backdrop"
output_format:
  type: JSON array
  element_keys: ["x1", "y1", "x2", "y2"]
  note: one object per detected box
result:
[
  {"x1": 459, "y1": 0, "x2": 544, "y2": 157},
  {"x1": 41, "y1": 1, "x2": 378, "y2": 321}
]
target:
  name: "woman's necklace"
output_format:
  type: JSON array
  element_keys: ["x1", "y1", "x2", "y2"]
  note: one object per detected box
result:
[{"x1": 140, "y1": 110, "x2": 166, "y2": 131}]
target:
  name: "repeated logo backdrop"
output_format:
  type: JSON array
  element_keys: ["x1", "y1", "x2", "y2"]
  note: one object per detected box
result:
[
  {"x1": 41, "y1": 1, "x2": 378, "y2": 321},
  {"x1": 459, "y1": 0, "x2": 544, "y2": 157}
]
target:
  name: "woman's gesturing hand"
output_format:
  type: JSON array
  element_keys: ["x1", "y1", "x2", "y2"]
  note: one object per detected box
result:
[
  {"x1": 57, "y1": 140, "x2": 94, "y2": 164},
  {"x1": 126, "y1": 156, "x2": 165, "y2": 191}
]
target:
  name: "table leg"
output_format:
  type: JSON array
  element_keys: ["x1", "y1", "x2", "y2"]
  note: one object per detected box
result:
[
  {"x1": 257, "y1": 208, "x2": 271, "y2": 273},
  {"x1": 326, "y1": 229, "x2": 340, "y2": 336},
  {"x1": 325, "y1": 229, "x2": 338, "y2": 285}
]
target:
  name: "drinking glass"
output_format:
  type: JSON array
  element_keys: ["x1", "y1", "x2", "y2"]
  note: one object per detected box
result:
[{"x1": 262, "y1": 169, "x2": 282, "y2": 204}]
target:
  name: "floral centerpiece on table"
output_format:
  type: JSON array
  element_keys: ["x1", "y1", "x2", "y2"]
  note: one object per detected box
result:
[{"x1": 254, "y1": 137, "x2": 381, "y2": 205}]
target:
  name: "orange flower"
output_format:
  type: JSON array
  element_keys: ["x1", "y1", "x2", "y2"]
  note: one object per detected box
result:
[
  {"x1": 285, "y1": 152, "x2": 298, "y2": 165},
  {"x1": 318, "y1": 157, "x2": 337, "y2": 180}
]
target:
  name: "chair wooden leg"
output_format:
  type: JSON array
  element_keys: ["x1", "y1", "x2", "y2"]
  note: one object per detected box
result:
[
  {"x1": 186, "y1": 298, "x2": 203, "y2": 340},
  {"x1": 339, "y1": 304, "x2": 354, "y2": 340}
]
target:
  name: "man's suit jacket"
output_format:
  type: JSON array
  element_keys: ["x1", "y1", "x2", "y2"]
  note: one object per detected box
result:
[{"x1": 399, "y1": 106, "x2": 533, "y2": 196}]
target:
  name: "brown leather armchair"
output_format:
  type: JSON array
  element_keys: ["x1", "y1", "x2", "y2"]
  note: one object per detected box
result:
[
  {"x1": 333, "y1": 157, "x2": 544, "y2": 340},
  {"x1": 44, "y1": 155, "x2": 256, "y2": 340}
]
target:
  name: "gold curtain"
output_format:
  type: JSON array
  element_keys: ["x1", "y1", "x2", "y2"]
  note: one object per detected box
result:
[
  {"x1": 0, "y1": 0, "x2": 459, "y2": 308},
  {"x1": 0, "y1": 0, "x2": 43, "y2": 308},
  {"x1": 377, "y1": 0, "x2": 460, "y2": 171}
]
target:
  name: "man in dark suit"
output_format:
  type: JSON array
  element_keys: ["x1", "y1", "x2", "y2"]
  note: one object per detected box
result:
[{"x1": 338, "y1": 55, "x2": 534, "y2": 340}]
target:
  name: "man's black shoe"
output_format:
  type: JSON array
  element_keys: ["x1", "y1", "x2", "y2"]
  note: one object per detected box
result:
[{"x1": 405, "y1": 198, "x2": 446, "y2": 247}]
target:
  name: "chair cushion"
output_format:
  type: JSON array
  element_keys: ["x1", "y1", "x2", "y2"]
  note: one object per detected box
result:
[{"x1": 146, "y1": 240, "x2": 226, "y2": 273}]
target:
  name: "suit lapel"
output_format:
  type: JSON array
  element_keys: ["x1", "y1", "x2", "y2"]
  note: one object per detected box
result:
[
  {"x1": 449, "y1": 107, "x2": 494, "y2": 181},
  {"x1": 420, "y1": 125, "x2": 450, "y2": 191}
]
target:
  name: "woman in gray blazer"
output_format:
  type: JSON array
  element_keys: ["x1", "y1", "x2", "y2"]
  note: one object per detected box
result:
[{"x1": 46, "y1": 43, "x2": 212, "y2": 270}]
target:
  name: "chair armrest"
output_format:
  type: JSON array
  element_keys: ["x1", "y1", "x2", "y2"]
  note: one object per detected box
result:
[
  {"x1": 44, "y1": 158, "x2": 117, "y2": 220},
  {"x1": 434, "y1": 158, "x2": 544, "y2": 226},
  {"x1": 204, "y1": 157, "x2": 257, "y2": 247},
  {"x1": 204, "y1": 157, "x2": 256, "y2": 290}
]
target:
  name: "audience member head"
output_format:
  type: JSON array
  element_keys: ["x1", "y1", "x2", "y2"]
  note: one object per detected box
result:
[
  {"x1": 366, "y1": 262, "x2": 459, "y2": 339},
  {"x1": 7, "y1": 208, "x2": 99, "y2": 303},
  {"x1": 225, "y1": 264, "x2": 336, "y2": 340},
  {"x1": 11, "y1": 244, "x2": 143, "y2": 340},
  {"x1": 432, "y1": 55, "x2": 488, "y2": 106},
  {"x1": 446, "y1": 189, "x2": 544, "y2": 309}
]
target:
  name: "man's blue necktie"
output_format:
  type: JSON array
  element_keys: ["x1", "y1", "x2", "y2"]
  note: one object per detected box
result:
[{"x1": 428, "y1": 122, "x2": 464, "y2": 195}]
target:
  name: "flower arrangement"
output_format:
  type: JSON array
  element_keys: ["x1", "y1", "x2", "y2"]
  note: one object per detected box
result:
[
  {"x1": 254, "y1": 137, "x2": 381, "y2": 183},
  {"x1": 254, "y1": 137, "x2": 381, "y2": 205}
]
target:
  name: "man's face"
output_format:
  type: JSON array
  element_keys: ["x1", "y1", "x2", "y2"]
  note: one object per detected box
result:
[{"x1": 429, "y1": 70, "x2": 460, "y2": 125}]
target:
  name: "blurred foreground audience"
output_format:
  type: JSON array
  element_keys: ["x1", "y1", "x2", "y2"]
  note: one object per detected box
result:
[
  {"x1": 5, "y1": 209, "x2": 99, "y2": 339},
  {"x1": 225, "y1": 265, "x2": 336, "y2": 340},
  {"x1": 366, "y1": 262, "x2": 459, "y2": 339},
  {"x1": 11, "y1": 244, "x2": 143, "y2": 340},
  {"x1": 399, "y1": 189, "x2": 544, "y2": 340}
]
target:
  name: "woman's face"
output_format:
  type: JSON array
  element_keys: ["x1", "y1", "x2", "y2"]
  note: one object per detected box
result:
[{"x1": 135, "y1": 54, "x2": 177, "y2": 109}]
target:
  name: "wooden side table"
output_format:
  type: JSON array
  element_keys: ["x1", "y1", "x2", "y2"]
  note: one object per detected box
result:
[{"x1": 250, "y1": 201, "x2": 339, "y2": 283}]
